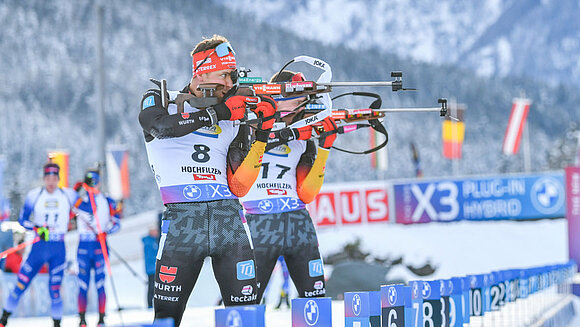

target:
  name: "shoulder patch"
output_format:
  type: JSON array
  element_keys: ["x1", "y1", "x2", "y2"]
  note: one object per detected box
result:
[{"x1": 142, "y1": 95, "x2": 155, "y2": 110}]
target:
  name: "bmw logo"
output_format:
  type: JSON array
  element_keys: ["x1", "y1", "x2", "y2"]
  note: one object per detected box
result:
[
  {"x1": 422, "y1": 282, "x2": 431, "y2": 298},
  {"x1": 226, "y1": 309, "x2": 242, "y2": 327},
  {"x1": 183, "y1": 185, "x2": 202, "y2": 200},
  {"x1": 304, "y1": 300, "x2": 319, "y2": 326},
  {"x1": 530, "y1": 177, "x2": 564, "y2": 214},
  {"x1": 388, "y1": 287, "x2": 397, "y2": 305},
  {"x1": 258, "y1": 200, "x2": 274, "y2": 213},
  {"x1": 352, "y1": 294, "x2": 361, "y2": 316}
]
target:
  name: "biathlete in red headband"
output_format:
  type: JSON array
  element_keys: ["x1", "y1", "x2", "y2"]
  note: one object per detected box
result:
[{"x1": 139, "y1": 34, "x2": 277, "y2": 327}]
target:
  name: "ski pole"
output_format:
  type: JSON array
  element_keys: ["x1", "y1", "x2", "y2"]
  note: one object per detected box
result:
[
  {"x1": 108, "y1": 245, "x2": 148, "y2": 284},
  {"x1": 74, "y1": 210, "x2": 148, "y2": 285},
  {"x1": 87, "y1": 189, "x2": 125, "y2": 325},
  {"x1": 0, "y1": 236, "x2": 40, "y2": 259}
]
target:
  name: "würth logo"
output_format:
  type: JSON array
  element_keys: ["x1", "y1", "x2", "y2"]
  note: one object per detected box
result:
[{"x1": 159, "y1": 265, "x2": 178, "y2": 283}]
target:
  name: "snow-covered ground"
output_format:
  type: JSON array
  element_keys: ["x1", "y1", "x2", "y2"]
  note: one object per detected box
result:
[{"x1": 2, "y1": 210, "x2": 576, "y2": 326}]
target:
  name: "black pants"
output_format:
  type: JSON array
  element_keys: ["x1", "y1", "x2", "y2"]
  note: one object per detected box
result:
[
  {"x1": 154, "y1": 200, "x2": 257, "y2": 327},
  {"x1": 246, "y1": 209, "x2": 326, "y2": 301}
]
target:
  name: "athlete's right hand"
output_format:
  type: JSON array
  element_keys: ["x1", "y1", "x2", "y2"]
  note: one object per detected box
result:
[
  {"x1": 36, "y1": 226, "x2": 49, "y2": 241},
  {"x1": 214, "y1": 96, "x2": 258, "y2": 121}
]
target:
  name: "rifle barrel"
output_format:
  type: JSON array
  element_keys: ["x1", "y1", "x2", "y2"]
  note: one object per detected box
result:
[
  {"x1": 320, "y1": 81, "x2": 394, "y2": 87},
  {"x1": 372, "y1": 107, "x2": 441, "y2": 112}
]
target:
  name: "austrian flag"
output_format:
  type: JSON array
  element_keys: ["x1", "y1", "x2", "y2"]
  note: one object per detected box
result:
[{"x1": 502, "y1": 98, "x2": 531, "y2": 155}]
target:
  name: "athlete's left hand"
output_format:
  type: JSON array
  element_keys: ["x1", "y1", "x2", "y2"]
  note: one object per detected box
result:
[
  {"x1": 252, "y1": 96, "x2": 277, "y2": 131},
  {"x1": 36, "y1": 226, "x2": 50, "y2": 241}
]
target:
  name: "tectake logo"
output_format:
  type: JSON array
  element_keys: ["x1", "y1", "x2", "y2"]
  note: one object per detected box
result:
[
  {"x1": 304, "y1": 300, "x2": 319, "y2": 326},
  {"x1": 159, "y1": 266, "x2": 177, "y2": 284},
  {"x1": 182, "y1": 185, "x2": 202, "y2": 200},
  {"x1": 313, "y1": 281, "x2": 324, "y2": 290},
  {"x1": 352, "y1": 294, "x2": 361, "y2": 316},
  {"x1": 241, "y1": 285, "x2": 253, "y2": 296},
  {"x1": 530, "y1": 177, "x2": 565, "y2": 214},
  {"x1": 236, "y1": 260, "x2": 255, "y2": 280}
]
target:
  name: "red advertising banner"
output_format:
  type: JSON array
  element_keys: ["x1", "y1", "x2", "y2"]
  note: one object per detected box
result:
[
  {"x1": 566, "y1": 166, "x2": 580, "y2": 270},
  {"x1": 307, "y1": 182, "x2": 390, "y2": 227}
]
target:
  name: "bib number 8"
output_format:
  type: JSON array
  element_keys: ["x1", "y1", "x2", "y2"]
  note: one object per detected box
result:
[{"x1": 191, "y1": 144, "x2": 211, "y2": 163}]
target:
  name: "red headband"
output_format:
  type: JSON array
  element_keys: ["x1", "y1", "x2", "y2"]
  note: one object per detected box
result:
[{"x1": 192, "y1": 49, "x2": 236, "y2": 77}]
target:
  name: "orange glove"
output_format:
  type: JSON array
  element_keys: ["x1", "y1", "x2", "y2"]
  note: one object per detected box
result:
[
  {"x1": 318, "y1": 117, "x2": 338, "y2": 149},
  {"x1": 252, "y1": 96, "x2": 277, "y2": 131},
  {"x1": 293, "y1": 125, "x2": 313, "y2": 140},
  {"x1": 215, "y1": 95, "x2": 259, "y2": 121}
]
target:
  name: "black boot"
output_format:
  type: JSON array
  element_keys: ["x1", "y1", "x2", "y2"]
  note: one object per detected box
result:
[
  {"x1": 0, "y1": 310, "x2": 11, "y2": 327},
  {"x1": 79, "y1": 312, "x2": 87, "y2": 327},
  {"x1": 53, "y1": 319, "x2": 61, "y2": 327},
  {"x1": 275, "y1": 291, "x2": 288, "y2": 309},
  {"x1": 97, "y1": 312, "x2": 106, "y2": 327}
]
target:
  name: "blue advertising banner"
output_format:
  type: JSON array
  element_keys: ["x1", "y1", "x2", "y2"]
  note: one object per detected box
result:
[{"x1": 394, "y1": 172, "x2": 565, "y2": 224}]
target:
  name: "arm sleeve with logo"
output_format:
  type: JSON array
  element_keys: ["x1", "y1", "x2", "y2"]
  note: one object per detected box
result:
[
  {"x1": 296, "y1": 141, "x2": 330, "y2": 204},
  {"x1": 227, "y1": 126, "x2": 267, "y2": 197},
  {"x1": 139, "y1": 89, "x2": 216, "y2": 141}
]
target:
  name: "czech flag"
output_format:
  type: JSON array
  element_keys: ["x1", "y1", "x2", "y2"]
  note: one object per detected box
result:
[{"x1": 106, "y1": 147, "x2": 130, "y2": 200}]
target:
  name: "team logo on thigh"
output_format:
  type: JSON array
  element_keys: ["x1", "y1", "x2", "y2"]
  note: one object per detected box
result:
[
  {"x1": 159, "y1": 265, "x2": 178, "y2": 283},
  {"x1": 308, "y1": 259, "x2": 324, "y2": 277},
  {"x1": 236, "y1": 260, "x2": 255, "y2": 280}
]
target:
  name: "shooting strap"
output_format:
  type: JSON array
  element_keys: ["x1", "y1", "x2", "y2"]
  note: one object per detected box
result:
[{"x1": 330, "y1": 119, "x2": 389, "y2": 155}]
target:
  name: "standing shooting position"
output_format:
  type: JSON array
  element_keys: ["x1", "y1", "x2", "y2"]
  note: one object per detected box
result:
[
  {"x1": 139, "y1": 34, "x2": 276, "y2": 326},
  {"x1": 240, "y1": 70, "x2": 338, "y2": 303}
]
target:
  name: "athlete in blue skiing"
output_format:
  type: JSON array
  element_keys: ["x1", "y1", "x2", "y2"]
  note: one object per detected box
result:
[
  {"x1": 73, "y1": 168, "x2": 121, "y2": 327},
  {"x1": 241, "y1": 70, "x2": 337, "y2": 303},
  {"x1": 0, "y1": 162, "x2": 78, "y2": 327}
]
